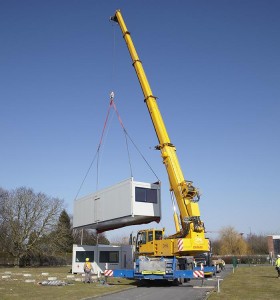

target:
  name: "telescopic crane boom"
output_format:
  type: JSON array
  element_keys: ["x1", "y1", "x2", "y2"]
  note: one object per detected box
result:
[{"x1": 111, "y1": 10, "x2": 209, "y2": 255}]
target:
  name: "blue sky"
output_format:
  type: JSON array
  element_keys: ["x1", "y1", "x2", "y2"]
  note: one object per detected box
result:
[{"x1": 1, "y1": 0, "x2": 279, "y2": 241}]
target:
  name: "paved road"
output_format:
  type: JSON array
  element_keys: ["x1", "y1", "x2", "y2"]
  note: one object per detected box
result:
[{"x1": 94, "y1": 266, "x2": 232, "y2": 300}]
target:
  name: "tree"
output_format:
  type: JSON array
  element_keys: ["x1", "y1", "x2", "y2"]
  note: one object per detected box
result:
[
  {"x1": 109, "y1": 234, "x2": 131, "y2": 245},
  {"x1": 0, "y1": 188, "x2": 9, "y2": 252},
  {"x1": 211, "y1": 239, "x2": 221, "y2": 255},
  {"x1": 52, "y1": 209, "x2": 74, "y2": 253},
  {"x1": 0, "y1": 187, "x2": 63, "y2": 265},
  {"x1": 73, "y1": 229, "x2": 110, "y2": 246},
  {"x1": 218, "y1": 226, "x2": 249, "y2": 255},
  {"x1": 246, "y1": 233, "x2": 268, "y2": 254}
]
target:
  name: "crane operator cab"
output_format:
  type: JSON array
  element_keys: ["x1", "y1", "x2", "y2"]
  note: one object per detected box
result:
[{"x1": 135, "y1": 229, "x2": 169, "y2": 257}]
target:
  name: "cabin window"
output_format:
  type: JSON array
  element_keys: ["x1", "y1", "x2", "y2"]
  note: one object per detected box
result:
[
  {"x1": 148, "y1": 231, "x2": 153, "y2": 242},
  {"x1": 99, "y1": 251, "x2": 119, "y2": 263},
  {"x1": 135, "y1": 187, "x2": 157, "y2": 203},
  {"x1": 140, "y1": 231, "x2": 147, "y2": 244},
  {"x1": 155, "y1": 231, "x2": 163, "y2": 240},
  {"x1": 75, "y1": 251, "x2": 94, "y2": 262}
]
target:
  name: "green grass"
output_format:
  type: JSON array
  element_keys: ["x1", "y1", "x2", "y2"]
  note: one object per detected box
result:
[
  {"x1": 2, "y1": 265, "x2": 279, "y2": 299},
  {"x1": 208, "y1": 266, "x2": 280, "y2": 300},
  {"x1": 0, "y1": 266, "x2": 136, "y2": 300}
]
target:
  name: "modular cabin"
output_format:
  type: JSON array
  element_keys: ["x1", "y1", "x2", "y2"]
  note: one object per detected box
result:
[
  {"x1": 73, "y1": 178, "x2": 161, "y2": 233},
  {"x1": 72, "y1": 244, "x2": 134, "y2": 274}
]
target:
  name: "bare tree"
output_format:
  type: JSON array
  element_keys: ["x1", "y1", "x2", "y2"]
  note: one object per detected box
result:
[
  {"x1": 211, "y1": 239, "x2": 221, "y2": 255},
  {"x1": 109, "y1": 234, "x2": 131, "y2": 245},
  {"x1": 72, "y1": 228, "x2": 110, "y2": 246},
  {"x1": 246, "y1": 233, "x2": 268, "y2": 254},
  {"x1": 218, "y1": 226, "x2": 249, "y2": 255},
  {"x1": 0, "y1": 187, "x2": 63, "y2": 265}
]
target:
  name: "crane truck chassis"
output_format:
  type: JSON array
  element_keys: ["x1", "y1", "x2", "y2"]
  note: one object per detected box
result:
[
  {"x1": 104, "y1": 229, "x2": 215, "y2": 281},
  {"x1": 107, "y1": 10, "x2": 215, "y2": 282}
]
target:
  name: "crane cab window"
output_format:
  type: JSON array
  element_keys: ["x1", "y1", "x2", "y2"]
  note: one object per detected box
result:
[
  {"x1": 155, "y1": 231, "x2": 163, "y2": 240},
  {"x1": 135, "y1": 187, "x2": 157, "y2": 203},
  {"x1": 138, "y1": 231, "x2": 147, "y2": 244},
  {"x1": 148, "y1": 231, "x2": 153, "y2": 242}
]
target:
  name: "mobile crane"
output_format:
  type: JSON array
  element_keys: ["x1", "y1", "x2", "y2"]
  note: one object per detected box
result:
[{"x1": 109, "y1": 10, "x2": 214, "y2": 281}]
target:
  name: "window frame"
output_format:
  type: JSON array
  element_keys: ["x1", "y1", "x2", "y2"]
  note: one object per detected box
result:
[
  {"x1": 99, "y1": 251, "x2": 119, "y2": 263},
  {"x1": 135, "y1": 187, "x2": 158, "y2": 203},
  {"x1": 75, "y1": 251, "x2": 94, "y2": 262}
]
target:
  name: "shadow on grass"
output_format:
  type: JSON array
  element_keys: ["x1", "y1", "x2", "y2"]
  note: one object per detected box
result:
[{"x1": 260, "y1": 275, "x2": 279, "y2": 279}]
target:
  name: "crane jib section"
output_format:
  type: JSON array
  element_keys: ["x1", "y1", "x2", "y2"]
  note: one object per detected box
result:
[{"x1": 111, "y1": 10, "x2": 205, "y2": 236}]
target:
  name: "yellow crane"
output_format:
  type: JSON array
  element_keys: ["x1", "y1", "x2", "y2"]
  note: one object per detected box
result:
[
  {"x1": 111, "y1": 10, "x2": 209, "y2": 258},
  {"x1": 108, "y1": 9, "x2": 218, "y2": 282}
]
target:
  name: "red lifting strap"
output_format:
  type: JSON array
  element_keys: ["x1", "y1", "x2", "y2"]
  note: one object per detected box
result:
[{"x1": 98, "y1": 92, "x2": 125, "y2": 149}]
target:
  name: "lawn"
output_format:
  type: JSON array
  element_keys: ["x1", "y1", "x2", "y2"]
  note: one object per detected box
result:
[
  {"x1": 208, "y1": 265, "x2": 280, "y2": 300},
  {"x1": 2, "y1": 265, "x2": 279, "y2": 300},
  {"x1": 0, "y1": 266, "x2": 136, "y2": 300}
]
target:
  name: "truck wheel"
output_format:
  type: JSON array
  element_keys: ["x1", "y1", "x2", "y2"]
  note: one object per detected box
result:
[{"x1": 172, "y1": 278, "x2": 183, "y2": 285}]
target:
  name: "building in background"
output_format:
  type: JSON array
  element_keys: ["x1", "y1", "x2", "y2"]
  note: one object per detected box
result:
[{"x1": 267, "y1": 235, "x2": 280, "y2": 259}]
